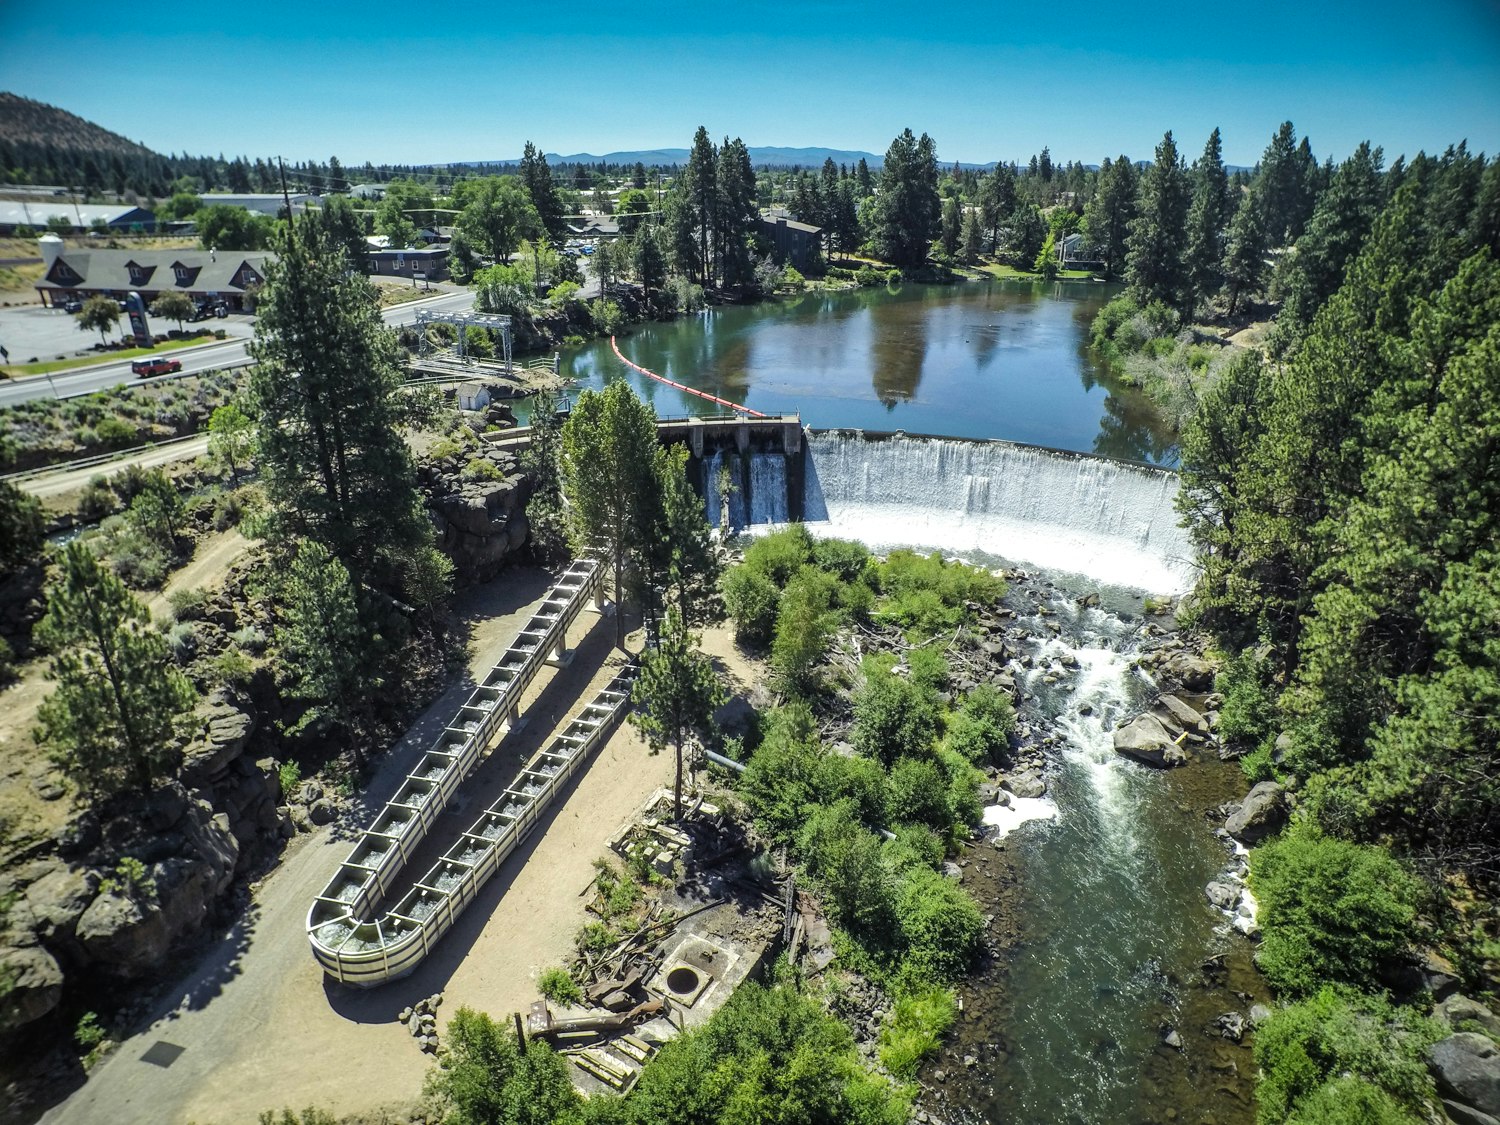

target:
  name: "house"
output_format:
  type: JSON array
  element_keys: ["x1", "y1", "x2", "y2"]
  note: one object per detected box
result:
[
  {"x1": 759, "y1": 211, "x2": 822, "y2": 270},
  {"x1": 348, "y1": 183, "x2": 386, "y2": 200},
  {"x1": 198, "y1": 192, "x2": 319, "y2": 216},
  {"x1": 456, "y1": 382, "x2": 491, "y2": 411},
  {"x1": 32, "y1": 235, "x2": 272, "y2": 311},
  {"x1": 363, "y1": 246, "x2": 450, "y2": 281},
  {"x1": 0, "y1": 202, "x2": 156, "y2": 235},
  {"x1": 1056, "y1": 232, "x2": 1104, "y2": 272}
]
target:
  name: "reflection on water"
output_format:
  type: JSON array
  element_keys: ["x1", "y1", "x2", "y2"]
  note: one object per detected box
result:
[{"x1": 563, "y1": 278, "x2": 1177, "y2": 463}]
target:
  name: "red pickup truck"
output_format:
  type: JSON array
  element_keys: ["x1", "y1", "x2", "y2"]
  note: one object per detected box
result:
[{"x1": 130, "y1": 357, "x2": 183, "y2": 376}]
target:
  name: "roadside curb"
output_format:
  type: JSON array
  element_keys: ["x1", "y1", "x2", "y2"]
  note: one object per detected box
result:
[{"x1": 0, "y1": 335, "x2": 249, "y2": 385}]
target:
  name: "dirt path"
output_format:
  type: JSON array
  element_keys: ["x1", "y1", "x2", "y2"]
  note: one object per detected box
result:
[
  {"x1": 145, "y1": 529, "x2": 249, "y2": 621},
  {"x1": 41, "y1": 574, "x2": 680, "y2": 1125}
]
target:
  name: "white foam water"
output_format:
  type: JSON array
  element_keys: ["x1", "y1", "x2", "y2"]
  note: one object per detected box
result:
[
  {"x1": 800, "y1": 432, "x2": 1196, "y2": 594},
  {"x1": 983, "y1": 795, "x2": 1059, "y2": 837}
]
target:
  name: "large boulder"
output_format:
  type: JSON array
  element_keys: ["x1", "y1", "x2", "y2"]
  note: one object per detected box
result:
[
  {"x1": 1003, "y1": 771, "x2": 1047, "y2": 799},
  {"x1": 1113, "y1": 713, "x2": 1186, "y2": 768},
  {"x1": 22, "y1": 863, "x2": 101, "y2": 949},
  {"x1": 1155, "y1": 694, "x2": 1206, "y2": 735},
  {"x1": 0, "y1": 942, "x2": 64, "y2": 1033},
  {"x1": 1440, "y1": 995, "x2": 1500, "y2": 1039},
  {"x1": 1429, "y1": 1033, "x2": 1500, "y2": 1118},
  {"x1": 180, "y1": 692, "x2": 257, "y2": 787},
  {"x1": 1160, "y1": 651, "x2": 1215, "y2": 692},
  {"x1": 1224, "y1": 781, "x2": 1289, "y2": 844}
]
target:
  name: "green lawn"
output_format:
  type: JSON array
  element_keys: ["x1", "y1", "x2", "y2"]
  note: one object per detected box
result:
[
  {"x1": 1, "y1": 333, "x2": 226, "y2": 378},
  {"x1": 976, "y1": 263, "x2": 1097, "y2": 281}
]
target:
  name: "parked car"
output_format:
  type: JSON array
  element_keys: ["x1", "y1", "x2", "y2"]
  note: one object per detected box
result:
[
  {"x1": 62, "y1": 298, "x2": 82, "y2": 313},
  {"x1": 130, "y1": 357, "x2": 183, "y2": 376},
  {"x1": 191, "y1": 300, "x2": 229, "y2": 321}
]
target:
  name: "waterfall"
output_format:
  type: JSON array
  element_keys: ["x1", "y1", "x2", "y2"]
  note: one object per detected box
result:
[
  {"x1": 802, "y1": 432, "x2": 1195, "y2": 593},
  {"x1": 748, "y1": 453, "x2": 789, "y2": 525}
]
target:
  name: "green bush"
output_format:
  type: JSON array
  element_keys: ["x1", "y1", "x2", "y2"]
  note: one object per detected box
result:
[
  {"x1": 461, "y1": 456, "x2": 503, "y2": 481},
  {"x1": 1250, "y1": 827, "x2": 1422, "y2": 996},
  {"x1": 870, "y1": 550, "x2": 1005, "y2": 639},
  {"x1": 1217, "y1": 646, "x2": 1280, "y2": 756},
  {"x1": 1284, "y1": 1077, "x2": 1415, "y2": 1125},
  {"x1": 799, "y1": 800, "x2": 895, "y2": 935},
  {"x1": 94, "y1": 416, "x2": 137, "y2": 447},
  {"x1": 721, "y1": 566, "x2": 780, "y2": 646},
  {"x1": 278, "y1": 760, "x2": 301, "y2": 797},
  {"x1": 537, "y1": 966, "x2": 583, "y2": 1006},
  {"x1": 74, "y1": 1011, "x2": 106, "y2": 1050},
  {"x1": 852, "y1": 655, "x2": 941, "y2": 766},
  {"x1": 422, "y1": 1007, "x2": 580, "y2": 1125},
  {"x1": 811, "y1": 536, "x2": 872, "y2": 583},
  {"x1": 209, "y1": 649, "x2": 254, "y2": 686},
  {"x1": 167, "y1": 585, "x2": 209, "y2": 621},
  {"x1": 588, "y1": 297, "x2": 625, "y2": 335},
  {"x1": 77, "y1": 475, "x2": 117, "y2": 521},
  {"x1": 742, "y1": 524, "x2": 815, "y2": 585},
  {"x1": 887, "y1": 756, "x2": 950, "y2": 832},
  {"x1": 893, "y1": 864, "x2": 984, "y2": 982},
  {"x1": 1253, "y1": 987, "x2": 1440, "y2": 1124},
  {"x1": 770, "y1": 567, "x2": 840, "y2": 695},
  {"x1": 946, "y1": 683, "x2": 1016, "y2": 764},
  {"x1": 878, "y1": 985, "x2": 957, "y2": 1080}
]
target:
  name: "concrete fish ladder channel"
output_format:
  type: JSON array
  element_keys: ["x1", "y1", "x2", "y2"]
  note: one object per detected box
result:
[{"x1": 306, "y1": 558, "x2": 629, "y2": 986}]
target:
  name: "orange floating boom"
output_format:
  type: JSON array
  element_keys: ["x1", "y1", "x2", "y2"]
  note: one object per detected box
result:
[{"x1": 610, "y1": 335, "x2": 768, "y2": 418}]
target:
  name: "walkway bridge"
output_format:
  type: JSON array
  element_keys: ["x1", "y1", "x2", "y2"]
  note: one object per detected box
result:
[{"x1": 306, "y1": 558, "x2": 634, "y2": 986}]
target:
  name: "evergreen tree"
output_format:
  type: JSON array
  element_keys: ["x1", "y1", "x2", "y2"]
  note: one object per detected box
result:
[
  {"x1": 519, "y1": 141, "x2": 565, "y2": 247},
  {"x1": 939, "y1": 195, "x2": 962, "y2": 259},
  {"x1": 1081, "y1": 155, "x2": 1137, "y2": 279},
  {"x1": 959, "y1": 205, "x2": 983, "y2": 263},
  {"x1": 630, "y1": 608, "x2": 726, "y2": 820},
  {"x1": 1257, "y1": 121, "x2": 1318, "y2": 246},
  {"x1": 35, "y1": 543, "x2": 195, "y2": 797},
  {"x1": 684, "y1": 126, "x2": 719, "y2": 286},
  {"x1": 1277, "y1": 142, "x2": 1386, "y2": 334},
  {"x1": 873, "y1": 128, "x2": 940, "y2": 268},
  {"x1": 1125, "y1": 131, "x2": 1192, "y2": 312},
  {"x1": 518, "y1": 385, "x2": 567, "y2": 561},
  {"x1": 275, "y1": 540, "x2": 368, "y2": 751},
  {"x1": 715, "y1": 137, "x2": 757, "y2": 287},
  {"x1": 0, "y1": 478, "x2": 44, "y2": 579},
  {"x1": 1185, "y1": 127, "x2": 1232, "y2": 310},
  {"x1": 632, "y1": 225, "x2": 667, "y2": 301},
  {"x1": 1008, "y1": 202, "x2": 1046, "y2": 268},
  {"x1": 247, "y1": 220, "x2": 430, "y2": 586},
  {"x1": 561, "y1": 382, "x2": 661, "y2": 648},
  {"x1": 1222, "y1": 184, "x2": 1269, "y2": 314},
  {"x1": 642, "y1": 443, "x2": 720, "y2": 628}
]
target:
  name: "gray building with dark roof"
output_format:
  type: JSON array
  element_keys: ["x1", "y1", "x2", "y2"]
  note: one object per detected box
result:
[{"x1": 32, "y1": 235, "x2": 272, "y2": 311}]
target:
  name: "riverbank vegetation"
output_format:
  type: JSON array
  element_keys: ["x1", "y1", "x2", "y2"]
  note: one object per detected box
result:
[{"x1": 1173, "y1": 130, "x2": 1499, "y2": 1122}]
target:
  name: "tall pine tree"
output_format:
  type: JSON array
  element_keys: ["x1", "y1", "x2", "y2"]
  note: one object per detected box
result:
[{"x1": 1125, "y1": 131, "x2": 1191, "y2": 312}]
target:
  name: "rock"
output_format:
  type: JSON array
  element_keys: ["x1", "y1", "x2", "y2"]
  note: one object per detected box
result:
[
  {"x1": 942, "y1": 862, "x2": 963, "y2": 881},
  {"x1": 1163, "y1": 1029, "x2": 1183, "y2": 1050},
  {"x1": 1249, "y1": 1004, "x2": 1273, "y2": 1028},
  {"x1": 1205, "y1": 879, "x2": 1240, "y2": 911},
  {"x1": 1161, "y1": 651, "x2": 1215, "y2": 691},
  {"x1": 1156, "y1": 694, "x2": 1206, "y2": 733},
  {"x1": 76, "y1": 891, "x2": 172, "y2": 973},
  {"x1": 1440, "y1": 995, "x2": 1500, "y2": 1039},
  {"x1": 1112, "y1": 713, "x2": 1182, "y2": 768},
  {"x1": 1429, "y1": 1033, "x2": 1500, "y2": 1116},
  {"x1": 1215, "y1": 1011, "x2": 1246, "y2": 1042},
  {"x1": 0, "y1": 942, "x2": 64, "y2": 1032},
  {"x1": 308, "y1": 798, "x2": 337, "y2": 826},
  {"x1": 1421, "y1": 950, "x2": 1463, "y2": 1002},
  {"x1": 1224, "y1": 782, "x2": 1288, "y2": 844},
  {"x1": 1003, "y1": 771, "x2": 1046, "y2": 799},
  {"x1": 398, "y1": 1007, "x2": 413, "y2": 1024},
  {"x1": 297, "y1": 780, "x2": 324, "y2": 805},
  {"x1": 180, "y1": 694, "x2": 257, "y2": 786},
  {"x1": 1442, "y1": 1099, "x2": 1500, "y2": 1125},
  {"x1": 22, "y1": 863, "x2": 101, "y2": 946},
  {"x1": 963, "y1": 1054, "x2": 977, "y2": 1068}
]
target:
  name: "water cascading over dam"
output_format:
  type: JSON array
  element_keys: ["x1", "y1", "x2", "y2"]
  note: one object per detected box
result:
[{"x1": 800, "y1": 431, "x2": 1195, "y2": 594}]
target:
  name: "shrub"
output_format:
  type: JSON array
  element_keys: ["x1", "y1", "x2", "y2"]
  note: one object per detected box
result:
[
  {"x1": 209, "y1": 649, "x2": 254, "y2": 686},
  {"x1": 1253, "y1": 987, "x2": 1440, "y2": 1124},
  {"x1": 946, "y1": 683, "x2": 1016, "y2": 764},
  {"x1": 461, "y1": 456, "x2": 503, "y2": 481},
  {"x1": 231, "y1": 626, "x2": 267, "y2": 653},
  {"x1": 893, "y1": 864, "x2": 984, "y2": 982},
  {"x1": 799, "y1": 800, "x2": 895, "y2": 936},
  {"x1": 852, "y1": 655, "x2": 941, "y2": 766},
  {"x1": 74, "y1": 1011, "x2": 106, "y2": 1050},
  {"x1": 742, "y1": 524, "x2": 815, "y2": 585},
  {"x1": 423, "y1": 1007, "x2": 580, "y2": 1125},
  {"x1": 721, "y1": 566, "x2": 780, "y2": 646},
  {"x1": 165, "y1": 620, "x2": 197, "y2": 661},
  {"x1": 770, "y1": 567, "x2": 840, "y2": 695},
  {"x1": 93, "y1": 416, "x2": 136, "y2": 447},
  {"x1": 537, "y1": 966, "x2": 583, "y2": 1006},
  {"x1": 278, "y1": 760, "x2": 301, "y2": 797},
  {"x1": 871, "y1": 550, "x2": 1005, "y2": 638},
  {"x1": 1250, "y1": 827, "x2": 1422, "y2": 996},
  {"x1": 811, "y1": 537, "x2": 871, "y2": 584},
  {"x1": 78, "y1": 475, "x2": 117, "y2": 521},
  {"x1": 167, "y1": 585, "x2": 209, "y2": 621},
  {"x1": 887, "y1": 756, "x2": 950, "y2": 832},
  {"x1": 588, "y1": 298, "x2": 625, "y2": 334},
  {"x1": 878, "y1": 986, "x2": 957, "y2": 1080},
  {"x1": 1217, "y1": 646, "x2": 1280, "y2": 757}
]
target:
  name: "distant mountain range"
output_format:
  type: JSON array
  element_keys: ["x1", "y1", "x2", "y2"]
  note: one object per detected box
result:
[
  {"x1": 473, "y1": 147, "x2": 890, "y2": 169},
  {"x1": 0, "y1": 92, "x2": 159, "y2": 159}
]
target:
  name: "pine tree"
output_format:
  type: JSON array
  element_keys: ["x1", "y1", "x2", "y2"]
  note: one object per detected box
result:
[
  {"x1": 939, "y1": 196, "x2": 962, "y2": 259},
  {"x1": 1185, "y1": 128, "x2": 1232, "y2": 310},
  {"x1": 1256, "y1": 122, "x2": 1318, "y2": 247},
  {"x1": 684, "y1": 127, "x2": 719, "y2": 286},
  {"x1": 519, "y1": 141, "x2": 565, "y2": 247},
  {"x1": 630, "y1": 608, "x2": 726, "y2": 820},
  {"x1": 873, "y1": 128, "x2": 940, "y2": 268},
  {"x1": 1082, "y1": 156, "x2": 1137, "y2": 280},
  {"x1": 715, "y1": 137, "x2": 757, "y2": 288},
  {"x1": 1125, "y1": 131, "x2": 1192, "y2": 312},
  {"x1": 247, "y1": 220, "x2": 431, "y2": 587},
  {"x1": 1222, "y1": 185, "x2": 1269, "y2": 315},
  {"x1": 275, "y1": 541, "x2": 371, "y2": 756},
  {"x1": 35, "y1": 543, "x2": 195, "y2": 796},
  {"x1": 561, "y1": 382, "x2": 661, "y2": 648}
]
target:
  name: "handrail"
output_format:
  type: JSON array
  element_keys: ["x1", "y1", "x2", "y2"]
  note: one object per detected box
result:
[{"x1": 306, "y1": 558, "x2": 607, "y2": 985}]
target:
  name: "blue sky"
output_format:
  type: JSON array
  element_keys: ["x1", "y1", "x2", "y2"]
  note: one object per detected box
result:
[{"x1": 3, "y1": 0, "x2": 1497, "y2": 168}]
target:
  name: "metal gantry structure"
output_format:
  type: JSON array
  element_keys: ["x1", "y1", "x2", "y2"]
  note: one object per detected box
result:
[{"x1": 414, "y1": 307, "x2": 514, "y2": 371}]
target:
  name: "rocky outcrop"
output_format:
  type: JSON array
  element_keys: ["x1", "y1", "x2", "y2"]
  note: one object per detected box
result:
[
  {"x1": 1440, "y1": 994, "x2": 1500, "y2": 1039},
  {"x1": 1429, "y1": 1033, "x2": 1500, "y2": 1122},
  {"x1": 1224, "y1": 781, "x2": 1289, "y2": 845},
  {"x1": 419, "y1": 445, "x2": 535, "y2": 584}
]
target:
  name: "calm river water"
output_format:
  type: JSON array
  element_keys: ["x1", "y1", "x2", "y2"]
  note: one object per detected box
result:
[{"x1": 561, "y1": 278, "x2": 1179, "y2": 465}]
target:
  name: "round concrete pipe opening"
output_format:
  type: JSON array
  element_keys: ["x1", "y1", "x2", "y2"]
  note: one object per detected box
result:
[{"x1": 666, "y1": 966, "x2": 701, "y2": 995}]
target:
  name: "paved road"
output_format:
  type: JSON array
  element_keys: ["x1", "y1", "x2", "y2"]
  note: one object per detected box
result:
[{"x1": 0, "y1": 290, "x2": 476, "y2": 408}]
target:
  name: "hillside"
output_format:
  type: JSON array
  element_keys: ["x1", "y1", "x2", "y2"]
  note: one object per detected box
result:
[{"x1": 0, "y1": 91, "x2": 160, "y2": 160}]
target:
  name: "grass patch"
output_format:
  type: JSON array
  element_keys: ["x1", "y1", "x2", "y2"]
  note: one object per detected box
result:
[
  {"x1": 878, "y1": 985, "x2": 958, "y2": 1079},
  {"x1": 2, "y1": 334, "x2": 222, "y2": 378}
]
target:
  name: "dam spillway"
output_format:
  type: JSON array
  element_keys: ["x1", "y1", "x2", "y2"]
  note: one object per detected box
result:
[{"x1": 799, "y1": 431, "x2": 1196, "y2": 594}]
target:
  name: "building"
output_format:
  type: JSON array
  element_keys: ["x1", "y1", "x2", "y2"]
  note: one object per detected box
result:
[
  {"x1": 456, "y1": 382, "x2": 491, "y2": 411},
  {"x1": 363, "y1": 246, "x2": 450, "y2": 281},
  {"x1": 759, "y1": 211, "x2": 822, "y2": 270},
  {"x1": 348, "y1": 184, "x2": 386, "y2": 200},
  {"x1": 32, "y1": 235, "x2": 272, "y2": 311},
  {"x1": 0, "y1": 201, "x2": 156, "y2": 235},
  {"x1": 1056, "y1": 232, "x2": 1104, "y2": 272},
  {"x1": 198, "y1": 192, "x2": 320, "y2": 216}
]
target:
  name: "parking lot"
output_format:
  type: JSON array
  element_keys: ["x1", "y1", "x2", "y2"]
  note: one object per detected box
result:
[{"x1": 0, "y1": 303, "x2": 256, "y2": 366}]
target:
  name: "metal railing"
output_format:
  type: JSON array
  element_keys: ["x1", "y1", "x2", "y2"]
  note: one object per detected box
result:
[{"x1": 306, "y1": 558, "x2": 610, "y2": 985}]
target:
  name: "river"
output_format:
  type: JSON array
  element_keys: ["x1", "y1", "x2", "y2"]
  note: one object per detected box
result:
[
  {"x1": 563, "y1": 279, "x2": 1256, "y2": 1124},
  {"x1": 561, "y1": 278, "x2": 1178, "y2": 465}
]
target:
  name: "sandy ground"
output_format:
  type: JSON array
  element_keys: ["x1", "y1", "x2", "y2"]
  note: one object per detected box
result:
[
  {"x1": 40, "y1": 572, "x2": 687, "y2": 1125},
  {"x1": 145, "y1": 529, "x2": 249, "y2": 623}
]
